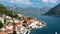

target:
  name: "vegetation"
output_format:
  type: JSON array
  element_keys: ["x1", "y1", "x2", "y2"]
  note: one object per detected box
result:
[
  {"x1": 0, "y1": 21, "x2": 4, "y2": 28},
  {"x1": 0, "y1": 3, "x2": 18, "y2": 18},
  {"x1": 45, "y1": 4, "x2": 60, "y2": 16},
  {"x1": 0, "y1": 30, "x2": 3, "y2": 32}
]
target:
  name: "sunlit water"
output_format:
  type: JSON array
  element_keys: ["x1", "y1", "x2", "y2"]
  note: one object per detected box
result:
[{"x1": 31, "y1": 16, "x2": 60, "y2": 34}]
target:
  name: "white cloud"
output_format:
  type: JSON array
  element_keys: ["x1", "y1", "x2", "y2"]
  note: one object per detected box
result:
[
  {"x1": 42, "y1": 0, "x2": 49, "y2": 3},
  {"x1": 42, "y1": 0, "x2": 59, "y2": 4},
  {"x1": 50, "y1": 0, "x2": 58, "y2": 3},
  {"x1": 0, "y1": 0, "x2": 32, "y2": 5}
]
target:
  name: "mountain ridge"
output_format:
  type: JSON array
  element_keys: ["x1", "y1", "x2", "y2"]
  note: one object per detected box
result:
[
  {"x1": 7, "y1": 6, "x2": 50, "y2": 17},
  {"x1": 45, "y1": 3, "x2": 60, "y2": 16}
]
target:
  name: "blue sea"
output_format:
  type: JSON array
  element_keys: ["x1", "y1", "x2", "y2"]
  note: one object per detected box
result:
[{"x1": 31, "y1": 16, "x2": 60, "y2": 34}]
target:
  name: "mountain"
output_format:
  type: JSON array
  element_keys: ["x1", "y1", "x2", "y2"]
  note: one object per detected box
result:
[
  {"x1": 45, "y1": 4, "x2": 60, "y2": 16},
  {"x1": 7, "y1": 6, "x2": 50, "y2": 17},
  {"x1": 0, "y1": 3, "x2": 18, "y2": 18},
  {"x1": 41, "y1": 7, "x2": 51, "y2": 14}
]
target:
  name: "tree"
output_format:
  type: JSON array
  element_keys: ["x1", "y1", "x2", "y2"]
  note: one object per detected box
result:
[{"x1": 0, "y1": 21, "x2": 4, "y2": 28}]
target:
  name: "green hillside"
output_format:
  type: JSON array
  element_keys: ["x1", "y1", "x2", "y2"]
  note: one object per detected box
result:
[
  {"x1": 45, "y1": 4, "x2": 60, "y2": 16},
  {"x1": 0, "y1": 3, "x2": 18, "y2": 18}
]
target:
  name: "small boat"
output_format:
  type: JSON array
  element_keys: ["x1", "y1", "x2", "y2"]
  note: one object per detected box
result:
[{"x1": 55, "y1": 32, "x2": 58, "y2": 34}]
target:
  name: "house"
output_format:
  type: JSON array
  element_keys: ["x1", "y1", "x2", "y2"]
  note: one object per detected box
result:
[
  {"x1": 5, "y1": 22, "x2": 13, "y2": 30},
  {"x1": 6, "y1": 16, "x2": 13, "y2": 23},
  {"x1": 1, "y1": 22, "x2": 13, "y2": 34},
  {"x1": 4, "y1": 22, "x2": 13, "y2": 34},
  {"x1": 0, "y1": 16, "x2": 4, "y2": 24},
  {"x1": 26, "y1": 19, "x2": 44, "y2": 29},
  {"x1": 17, "y1": 14, "x2": 24, "y2": 17},
  {"x1": 26, "y1": 19, "x2": 33, "y2": 25},
  {"x1": 0, "y1": 13, "x2": 46, "y2": 34},
  {"x1": 4, "y1": 29, "x2": 13, "y2": 34}
]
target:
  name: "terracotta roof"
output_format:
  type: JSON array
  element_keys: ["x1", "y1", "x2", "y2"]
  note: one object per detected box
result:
[
  {"x1": 6, "y1": 23, "x2": 12, "y2": 27},
  {"x1": 0, "y1": 32, "x2": 4, "y2": 34},
  {"x1": 26, "y1": 19, "x2": 42, "y2": 25},
  {"x1": 16, "y1": 21, "x2": 22, "y2": 26},
  {"x1": 17, "y1": 25, "x2": 23, "y2": 28},
  {"x1": 36, "y1": 20, "x2": 42, "y2": 23},
  {"x1": 4, "y1": 29, "x2": 12, "y2": 33},
  {"x1": 26, "y1": 19, "x2": 33, "y2": 25},
  {"x1": 0, "y1": 16, "x2": 3, "y2": 18}
]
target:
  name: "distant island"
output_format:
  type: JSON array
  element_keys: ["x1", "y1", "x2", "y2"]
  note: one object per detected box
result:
[
  {"x1": 44, "y1": 4, "x2": 60, "y2": 16},
  {"x1": 0, "y1": 4, "x2": 46, "y2": 34}
]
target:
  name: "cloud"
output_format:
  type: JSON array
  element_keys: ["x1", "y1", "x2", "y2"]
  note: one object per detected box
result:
[
  {"x1": 42, "y1": 0, "x2": 59, "y2": 4},
  {"x1": 50, "y1": 0, "x2": 58, "y2": 3},
  {"x1": 42, "y1": 0, "x2": 49, "y2": 3},
  {"x1": 0, "y1": 0, "x2": 32, "y2": 5}
]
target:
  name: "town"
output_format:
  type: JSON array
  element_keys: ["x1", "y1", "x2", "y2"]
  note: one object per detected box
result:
[{"x1": 0, "y1": 13, "x2": 46, "y2": 34}]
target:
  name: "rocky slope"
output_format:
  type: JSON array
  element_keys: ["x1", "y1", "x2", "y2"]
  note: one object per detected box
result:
[
  {"x1": 45, "y1": 4, "x2": 60, "y2": 16},
  {"x1": 7, "y1": 6, "x2": 50, "y2": 17}
]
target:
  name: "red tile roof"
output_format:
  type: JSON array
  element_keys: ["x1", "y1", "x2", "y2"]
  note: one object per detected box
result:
[
  {"x1": 16, "y1": 21, "x2": 22, "y2": 26},
  {"x1": 0, "y1": 32, "x2": 4, "y2": 34},
  {"x1": 0, "y1": 16, "x2": 3, "y2": 18},
  {"x1": 26, "y1": 19, "x2": 33, "y2": 25},
  {"x1": 17, "y1": 25, "x2": 23, "y2": 28},
  {"x1": 6, "y1": 23, "x2": 12, "y2": 27},
  {"x1": 4, "y1": 29, "x2": 12, "y2": 33}
]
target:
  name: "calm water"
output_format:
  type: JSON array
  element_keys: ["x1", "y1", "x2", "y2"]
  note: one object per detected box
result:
[{"x1": 31, "y1": 16, "x2": 60, "y2": 34}]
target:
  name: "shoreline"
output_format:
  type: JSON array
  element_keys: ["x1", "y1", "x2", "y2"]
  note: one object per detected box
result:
[{"x1": 0, "y1": 14, "x2": 46, "y2": 34}]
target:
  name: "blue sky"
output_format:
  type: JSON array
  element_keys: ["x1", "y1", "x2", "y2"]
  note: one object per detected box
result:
[{"x1": 0, "y1": 0, "x2": 60, "y2": 8}]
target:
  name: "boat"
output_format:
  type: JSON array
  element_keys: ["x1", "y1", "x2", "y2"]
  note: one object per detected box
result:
[{"x1": 55, "y1": 32, "x2": 58, "y2": 34}]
